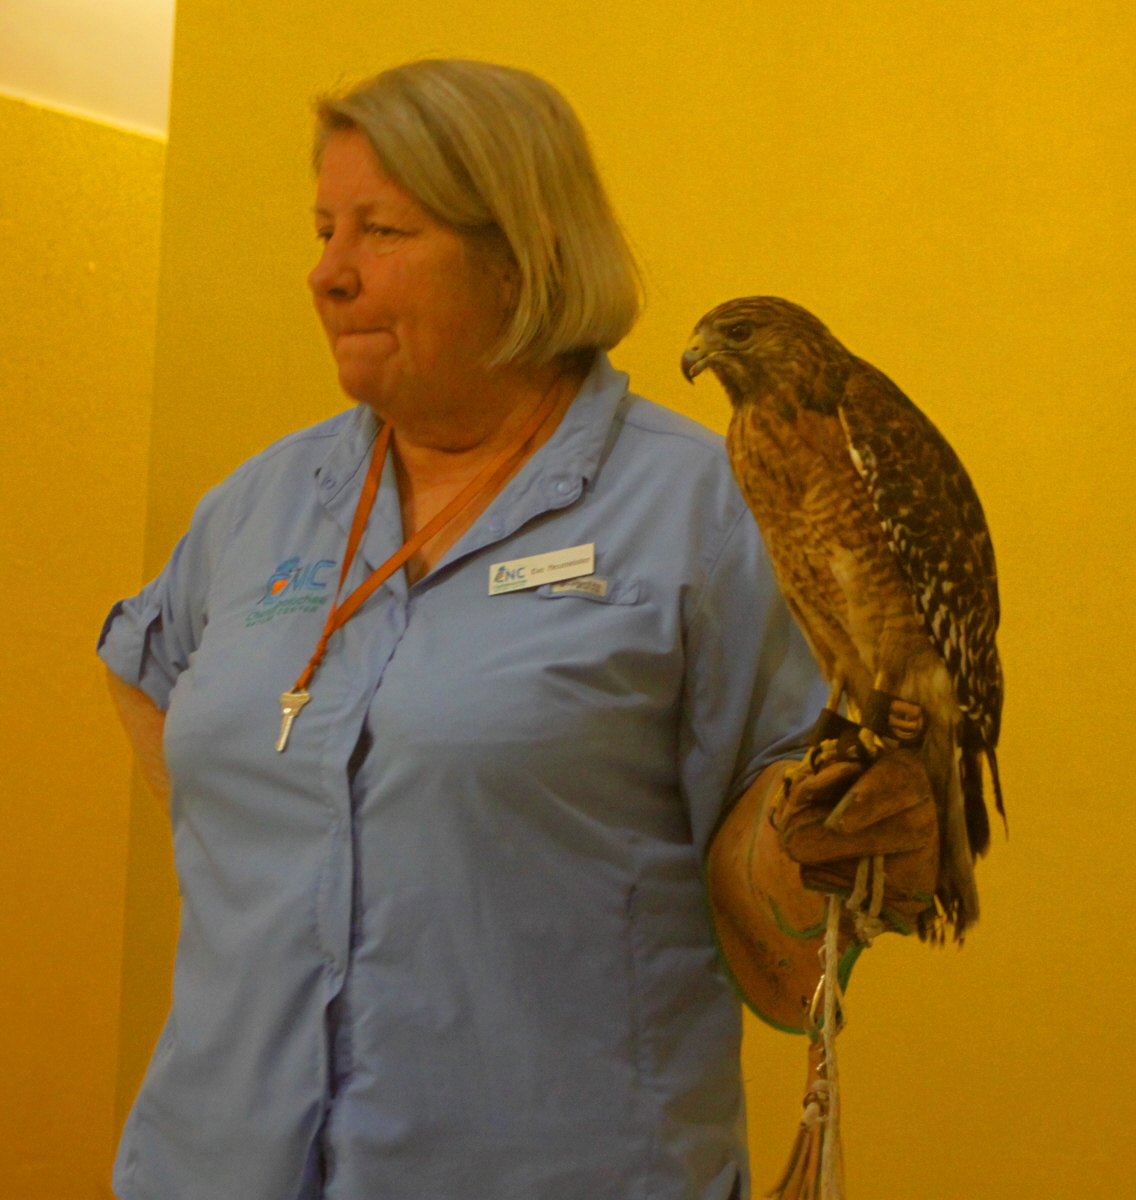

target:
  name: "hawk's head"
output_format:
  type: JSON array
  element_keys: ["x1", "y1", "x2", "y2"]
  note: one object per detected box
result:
[{"x1": 681, "y1": 296, "x2": 852, "y2": 416}]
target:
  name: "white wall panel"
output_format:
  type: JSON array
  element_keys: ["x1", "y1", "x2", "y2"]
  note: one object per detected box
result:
[{"x1": 0, "y1": 0, "x2": 175, "y2": 136}]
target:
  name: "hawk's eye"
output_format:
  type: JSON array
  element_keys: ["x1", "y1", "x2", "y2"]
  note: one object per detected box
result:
[{"x1": 725, "y1": 322, "x2": 754, "y2": 343}]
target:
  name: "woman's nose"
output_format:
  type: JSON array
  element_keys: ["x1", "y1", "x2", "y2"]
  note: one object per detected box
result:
[{"x1": 308, "y1": 238, "x2": 359, "y2": 301}]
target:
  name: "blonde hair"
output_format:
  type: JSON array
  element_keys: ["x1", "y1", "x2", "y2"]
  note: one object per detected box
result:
[{"x1": 314, "y1": 59, "x2": 641, "y2": 366}]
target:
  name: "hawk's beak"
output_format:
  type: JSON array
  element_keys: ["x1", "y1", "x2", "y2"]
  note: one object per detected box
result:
[{"x1": 681, "y1": 332, "x2": 711, "y2": 382}]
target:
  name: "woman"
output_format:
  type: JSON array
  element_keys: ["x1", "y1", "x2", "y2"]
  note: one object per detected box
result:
[{"x1": 101, "y1": 59, "x2": 935, "y2": 1200}]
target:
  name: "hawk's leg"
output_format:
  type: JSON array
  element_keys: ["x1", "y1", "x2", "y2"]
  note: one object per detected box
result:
[
  {"x1": 797, "y1": 680, "x2": 854, "y2": 755},
  {"x1": 786, "y1": 679, "x2": 868, "y2": 790}
]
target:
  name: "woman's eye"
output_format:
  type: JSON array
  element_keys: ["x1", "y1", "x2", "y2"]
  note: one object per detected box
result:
[
  {"x1": 365, "y1": 224, "x2": 400, "y2": 237},
  {"x1": 726, "y1": 322, "x2": 754, "y2": 342}
]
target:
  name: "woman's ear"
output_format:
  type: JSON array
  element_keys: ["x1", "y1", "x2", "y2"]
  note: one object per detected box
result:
[
  {"x1": 462, "y1": 226, "x2": 526, "y2": 366},
  {"x1": 485, "y1": 235, "x2": 521, "y2": 313}
]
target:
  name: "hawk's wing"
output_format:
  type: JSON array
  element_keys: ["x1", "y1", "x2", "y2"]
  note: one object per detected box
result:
[{"x1": 837, "y1": 359, "x2": 1004, "y2": 770}]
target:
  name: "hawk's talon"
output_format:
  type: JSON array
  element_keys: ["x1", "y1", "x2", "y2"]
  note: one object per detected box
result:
[
  {"x1": 857, "y1": 727, "x2": 885, "y2": 760},
  {"x1": 783, "y1": 737, "x2": 842, "y2": 789}
]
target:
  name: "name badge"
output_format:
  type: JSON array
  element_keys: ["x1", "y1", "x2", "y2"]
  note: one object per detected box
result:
[{"x1": 489, "y1": 543, "x2": 595, "y2": 595}]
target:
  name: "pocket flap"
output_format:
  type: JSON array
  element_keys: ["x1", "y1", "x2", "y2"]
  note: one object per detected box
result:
[{"x1": 535, "y1": 576, "x2": 641, "y2": 605}]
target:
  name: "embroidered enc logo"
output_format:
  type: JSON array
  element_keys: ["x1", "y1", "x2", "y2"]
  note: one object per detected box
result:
[{"x1": 246, "y1": 557, "x2": 337, "y2": 626}]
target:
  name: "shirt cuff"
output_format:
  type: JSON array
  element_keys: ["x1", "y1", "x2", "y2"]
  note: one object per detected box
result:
[{"x1": 97, "y1": 596, "x2": 174, "y2": 711}]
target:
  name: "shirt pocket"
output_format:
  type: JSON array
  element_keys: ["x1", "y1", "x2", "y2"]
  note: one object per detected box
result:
[{"x1": 534, "y1": 576, "x2": 642, "y2": 606}]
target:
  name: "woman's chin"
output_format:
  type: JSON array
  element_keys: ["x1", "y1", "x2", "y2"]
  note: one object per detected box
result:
[{"x1": 336, "y1": 357, "x2": 398, "y2": 408}]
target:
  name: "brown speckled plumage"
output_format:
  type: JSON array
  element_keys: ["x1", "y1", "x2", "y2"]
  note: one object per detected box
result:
[{"x1": 683, "y1": 297, "x2": 1003, "y2": 936}]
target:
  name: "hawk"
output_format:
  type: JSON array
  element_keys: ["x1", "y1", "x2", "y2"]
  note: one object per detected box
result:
[{"x1": 683, "y1": 297, "x2": 1003, "y2": 937}]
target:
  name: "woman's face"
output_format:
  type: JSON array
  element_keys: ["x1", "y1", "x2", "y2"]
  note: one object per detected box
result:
[{"x1": 309, "y1": 130, "x2": 512, "y2": 416}]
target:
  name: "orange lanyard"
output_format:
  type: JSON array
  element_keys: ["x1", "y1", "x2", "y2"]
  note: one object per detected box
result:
[{"x1": 275, "y1": 389, "x2": 561, "y2": 751}]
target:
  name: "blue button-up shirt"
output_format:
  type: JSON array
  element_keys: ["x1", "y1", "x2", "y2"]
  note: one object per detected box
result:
[{"x1": 99, "y1": 353, "x2": 825, "y2": 1200}]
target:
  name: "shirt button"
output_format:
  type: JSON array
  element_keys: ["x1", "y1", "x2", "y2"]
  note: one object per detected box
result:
[
  {"x1": 321, "y1": 477, "x2": 337, "y2": 490},
  {"x1": 489, "y1": 522, "x2": 504, "y2": 536},
  {"x1": 555, "y1": 480, "x2": 572, "y2": 495}
]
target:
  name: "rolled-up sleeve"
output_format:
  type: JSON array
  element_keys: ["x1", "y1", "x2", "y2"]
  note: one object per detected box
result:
[
  {"x1": 679, "y1": 509, "x2": 828, "y2": 856},
  {"x1": 97, "y1": 482, "x2": 230, "y2": 711}
]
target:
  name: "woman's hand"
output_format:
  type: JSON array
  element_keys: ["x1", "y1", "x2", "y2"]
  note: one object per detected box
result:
[
  {"x1": 105, "y1": 668, "x2": 170, "y2": 813},
  {"x1": 706, "y1": 747, "x2": 939, "y2": 1032}
]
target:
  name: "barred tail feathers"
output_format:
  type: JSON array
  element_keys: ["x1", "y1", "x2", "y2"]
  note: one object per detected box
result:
[
  {"x1": 987, "y1": 744, "x2": 1006, "y2": 832},
  {"x1": 924, "y1": 718, "x2": 980, "y2": 938},
  {"x1": 959, "y1": 718, "x2": 1005, "y2": 859},
  {"x1": 960, "y1": 745, "x2": 991, "y2": 859}
]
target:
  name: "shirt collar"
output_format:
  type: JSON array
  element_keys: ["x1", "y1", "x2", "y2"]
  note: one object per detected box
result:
[{"x1": 312, "y1": 350, "x2": 631, "y2": 579}]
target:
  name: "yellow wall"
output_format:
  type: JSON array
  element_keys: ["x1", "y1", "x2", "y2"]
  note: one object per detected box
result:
[
  {"x1": 0, "y1": 95, "x2": 164, "y2": 1196},
  {"x1": 115, "y1": 0, "x2": 1136, "y2": 1196}
]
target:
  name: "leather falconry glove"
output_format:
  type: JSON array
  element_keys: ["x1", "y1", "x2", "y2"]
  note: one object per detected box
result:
[{"x1": 772, "y1": 735, "x2": 940, "y2": 935}]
